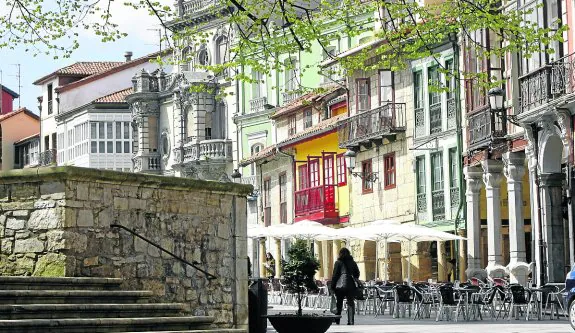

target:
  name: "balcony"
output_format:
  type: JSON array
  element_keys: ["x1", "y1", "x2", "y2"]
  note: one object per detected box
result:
[
  {"x1": 179, "y1": 0, "x2": 219, "y2": 16},
  {"x1": 416, "y1": 192, "x2": 427, "y2": 221},
  {"x1": 133, "y1": 153, "x2": 161, "y2": 173},
  {"x1": 519, "y1": 52, "x2": 575, "y2": 115},
  {"x1": 182, "y1": 139, "x2": 233, "y2": 164},
  {"x1": 39, "y1": 149, "x2": 57, "y2": 166},
  {"x1": 447, "y1": 98, "x2": 456, "y2": 129},
  {"x1": 432, "y1": 189, "x2": 445, "y2": 221},
  {"x1": 294, "y1": 185, "x2": 338, "y2": 224},
  {"x1": 249, "y1": 97, "x2": 268, "y2": 113},
  {"x1": 282, "y1": 91, "x2": 302, "y2": 105},
  {"x1": 467, "y1": 106, "x2": 506, "y2": 151},
  {"x1": 338, "y1": 103, "x2": 406, "y2": 148}
]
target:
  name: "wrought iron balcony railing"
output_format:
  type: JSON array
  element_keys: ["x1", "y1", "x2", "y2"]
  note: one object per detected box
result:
[
  {"x1": 39, "y1": 149, "x2": 57, "y2": 166},
  {"x1": 447, "y1": 98, "x2": 456, "y2": 130},
  {"x1": 47, "y1": 100, "x2": 53, "y2": 115},
  {"x1": 467, "y1": 106, "x2": 506, "y2": 150},
  {"x1": 519, "y1": 52, "x2": 575, "y2": 114},
  {"x1": 432, "y1": 189, "x2": 445, "y2": 221},
  {"x1": 337, "y1": 103, "x2": 406, "y2": 148},
  {"x1": 417, "y1": 192, "x2": 427, "y2": 213}
]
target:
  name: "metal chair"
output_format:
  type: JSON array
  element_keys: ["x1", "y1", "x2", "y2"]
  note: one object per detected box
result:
[
  {"x1": 393, "y1": 284, "x2": 414, "y2": 318},
  {"x1": 544, "y1": 286, "x2": 567, "y2": 320},
  {"x1": 468, "y1": 286, "x2": 500, "y2": 320},
  {"x1": 436, "y1": 285, "x2": 464, "y2": 321},
  {"x1": 502, "y1": 284, "x2": 532, "y2": 320}
]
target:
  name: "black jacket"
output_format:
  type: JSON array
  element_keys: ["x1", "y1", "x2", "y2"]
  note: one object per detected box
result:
[{"x1": 331, "y1": 256, "x2": 360, "y2": 291}]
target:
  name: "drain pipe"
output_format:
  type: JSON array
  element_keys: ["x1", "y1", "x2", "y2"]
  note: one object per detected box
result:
[{"x1": 230, "y1": 196, "x2": 238, "y2": 327}]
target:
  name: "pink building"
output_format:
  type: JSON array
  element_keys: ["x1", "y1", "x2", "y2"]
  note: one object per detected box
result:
[{"x1": 0, "y1": 85, "x2": 19, "y2": 115}]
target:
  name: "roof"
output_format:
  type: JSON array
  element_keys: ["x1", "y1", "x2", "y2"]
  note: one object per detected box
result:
[
  {"x1": 270, "y1": 85, "x2": 345, "y2": 119},
  {"x1": 0, "y1": 108, "x2": 40, "y2": 122},
  {"x1": 56, "y1": 49, "x2": 171, "y2": 93},
  {"x1": 239, "y1": 113, "x2": 346, "y2": 167},
  {"x1": 1, "y1": 85, "x2": 19, "y2": 98},
  {"x1": 94, "y1": 88, "x2": 133, "y2": 104},
  {"x1": 14, "y1": 133, "x2": 40, "y2": 145},
  {"x1": 33, "y1": 62, "x2": 125, "y2": 85},
  {"x1": 320, "y1": 38, "x2": 385, "y2": 68}
]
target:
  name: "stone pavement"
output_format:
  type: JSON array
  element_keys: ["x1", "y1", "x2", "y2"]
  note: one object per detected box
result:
[{"x1": 266, "y1": 305, "x2": 571, "y2": 333}]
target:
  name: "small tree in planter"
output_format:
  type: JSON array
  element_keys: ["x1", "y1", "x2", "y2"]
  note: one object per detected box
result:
[{"x1": 282, "y1": 239, "x2": 320, "y2": 316}]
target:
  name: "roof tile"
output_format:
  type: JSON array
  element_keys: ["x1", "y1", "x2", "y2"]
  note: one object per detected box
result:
[{"x1": 94, "y1": 88, "x2": 133, "y2": 104}]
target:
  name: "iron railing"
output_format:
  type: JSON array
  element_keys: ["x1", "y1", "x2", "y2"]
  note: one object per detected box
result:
[
  {"x1": 47, "y1": 100, "x2": 53, "y2": 115},
  {"x1": 417, "y1": 192, "x2": 427, "y2": 213},
  {"x1": 467, "y1": 106, "x2": 506, "y2": 149},
  {"x1": 111, "y1": 224, "x2": 217, "y2": 280},
  {"x1": 337, "y1": 103, "x2": 406, "y2": 148},
  {"x1": 414, "y1": 107, "x2": 425, "y2": 138},
  {"x1": 432, "y1": 189, "x2": 445, "y2": 221},
  {"x1": 447, "y1": 98, "x2": 456, "y2": 130},
  {"x1": 39, "y1": 149, "x2": 57, "y2": 166}
]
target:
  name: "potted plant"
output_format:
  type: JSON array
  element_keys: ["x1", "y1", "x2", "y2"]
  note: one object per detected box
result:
[{"x1": 266, "y1": 239, "x2": 339, "y2": 333}]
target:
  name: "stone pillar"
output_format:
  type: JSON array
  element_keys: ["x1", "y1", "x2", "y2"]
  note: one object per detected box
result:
[
  {"x1": 438, "y1": 241, "x2": 447, "y2": 282},
  {"x1": 458, "y1": 229, "x2": 467, "y2": 281},
  {"x1": 482, "y1": 159, "x2": 506, "y2": 278},
  {"x1": 503, "y1": 152, "x2": 529, "y2": 285},
  {"x1": 259, "y1": 238, "x2": 266, "y2": 278},
  {"x1": 274, "y1": 238, "x2": 282, "y2": 278},
  {"x1": 464, "y1": 166, "x2": 485, "y2": 279},
  {"x1": 526, "y1": 146, "x2": 542, "y2": 285},
  {"x1": 539, "y1": 173, "x2": 566, "y2": 283},
  {"x1": 332, "y1": 240, "x2": 341, "y2": 278},
  {"x1": 314, "y1": 241, "x2": 323, "y2": 280},
  {"x1": 323, "y1": 241, "x2": 333, "y2": 279}
]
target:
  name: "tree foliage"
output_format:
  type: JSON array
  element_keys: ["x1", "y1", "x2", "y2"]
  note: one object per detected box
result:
[
  {"x1": 282, "y1": 239, "x2": 320, "y2": 316},
  {"x1": 1, "y1": 0, "x2": 567, "y2": 87}
]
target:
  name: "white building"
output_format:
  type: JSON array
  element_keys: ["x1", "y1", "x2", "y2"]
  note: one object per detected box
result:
[{"x1": 34, "y1": 51, "x2": 168, "y2": 169}]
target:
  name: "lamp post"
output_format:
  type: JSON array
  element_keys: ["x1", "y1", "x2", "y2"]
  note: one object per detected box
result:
[
  {"x1": 488, "y1": 87, "x2": 504, "y2": 111},
  {"x1": 230, "y1": 168, "x2": 241, "y2": 183},
  {"x1": 343, "y1": 149, "x2": 357, "y2": 172}
]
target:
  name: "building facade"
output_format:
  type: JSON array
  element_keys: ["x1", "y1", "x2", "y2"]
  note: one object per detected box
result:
[
  {"x1": 0, "y1": 85, "x2": 19, "y2": 115},
  {"x1": 0, "y1": 108, "x2": 40, "y2": 170}
]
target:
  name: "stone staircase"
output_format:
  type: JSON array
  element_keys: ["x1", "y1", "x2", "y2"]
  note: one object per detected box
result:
[{"x1": 0, "y1": 277, "x2": 245, "y2": 333}]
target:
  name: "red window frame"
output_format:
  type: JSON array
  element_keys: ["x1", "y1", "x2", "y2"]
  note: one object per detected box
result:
[
  {"x1": 308, "y1": 158, "x2": 320, "y2": 187},
  {"x1": 362, "y1": 159, "x2": 373, "y2": 194},
  {"x1": 323, "y1": 153, "x2": 335, "y2": 185},
  {"x1": 356, "y1": 78, "x2": 371, "y2": 112},
  {"x1": 384, "y1": 152, "x2": 396, "y2": 190},
  {"x1": 298, "y1": 164, "x2": 309, "y2": 190},
  {"x1": 336, "y1": 153, "x2": 347, "y2": 186},
  {"x1": 279, "y1": 172, "x2": 288, "y2": 224}
]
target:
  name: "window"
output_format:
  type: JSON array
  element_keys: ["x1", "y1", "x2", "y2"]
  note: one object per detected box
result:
[
  {"x1": 181, "y1": 46, "x2": 192, "y2": 71},
  {"x1": 285, "y1": 58, "x2": 299, "y2": 91},
  {"x1": 309, "y1": 159, "x2": 320, "y2": 187},
  {"x1": 90, "y1": 121, "x2": 131, "y2": 155},
  {"x1": 252, "y1": 70, "x2": 264, "y2": 99},
  {"x1": 198, "y1": 45, "x2": 209, "y2": 66},
  {"x1": 288, "y1": 116, "x2": 297, "y2": 136},
  {"x1": 263, "y1": 178, "x2": 271, "y2": 227},
  {"x1": 428, "y1": 66, "x2": 441, "y2": 106},
  {"x1": 279, "y1": 173, "x2": 287, "y2": 224},
  {"x1": 379, "y1": 70, "x2": 393, "y2": 106},
  {"x1": 449, "y1": 148, "x2": 458, "y2": 188},
  {"x1": 204, "y1": 127, "x2": 212, "y2": 140},
  {"x1": 446, "y1": 59, "x2": 455, "y2": 100},
  {"x1": 384, "y1": 153, "x2": 396, "y2": 189},
  {"x1": 336, "y1": 153, "x2": 347, "y2": 186},
  {"x1": 250, "y1": 144, "x2": 263, "y2": 176},
  {"x1": 431, "y1": 152, "x2": 443, "y2": 191},
  {"x1": 356, "y1": 78, "x2": 370, "y2": 112},
  {"x1": 416, "y1": 156, "x2": 426, "y2": 194},
  {"x1": 322, "y1": 46, "x2": 338, "y2": 83},
  {"x1": 414, "y1": 71, "x2": 423, "y2": 110},
  {"x1": 361, "y1": 159, "x2": 373, "y2": 193},
  {"x1": 303, "y1": 109, "x2": 313, "y2": 129},
  {"x1": 298, "y1": 164, "x2": 309, "y2": 190},
  {"x1": 47, "y1": 84, "x2": 53, "y2": 115},
  {"x1": 51, "y1": 133, "x2": 57, "y2": 150},
  {"x1": 323, "y1": 154, "x2": 335, "y2": 185},
  {"x1": 215, "y1": 36, "x2": 228, "y2": 64}
]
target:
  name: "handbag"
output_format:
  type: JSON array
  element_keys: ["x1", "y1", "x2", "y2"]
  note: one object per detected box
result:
[
  {"x1": 329, "y1": 294, "x2": 338, "y2": 314},
  {"x1": 343, "y1": 260, "x2": 365, "y2": 300}
]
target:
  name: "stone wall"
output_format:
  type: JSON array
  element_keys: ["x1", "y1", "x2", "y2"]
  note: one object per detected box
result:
[{"x1": 0, "y1": 167, "x2": 250, "y2": 329}]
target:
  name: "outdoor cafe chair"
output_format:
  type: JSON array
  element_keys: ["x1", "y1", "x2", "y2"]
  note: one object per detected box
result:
[
  {"x1": 544, "y1": 285, "x2": 567, "y2": 320},
  {"x1": 393, "y1": 284, "x2": 414, "y2": 318},
  {"x1": 412, "y1": 284, "x2": 439, "y2": 320},
  {"x1": 501, "y1": 284, "x2": 532, "y2": 320},
  {"x1": 436, "y1": 284, "x2": 465, "y2": 321},
  {"x1": 375, "y1": 284, "x2": 396, "y2": 317},
  {"x1": 468, "y1": 286, "x2": 500, "y2": 320}
]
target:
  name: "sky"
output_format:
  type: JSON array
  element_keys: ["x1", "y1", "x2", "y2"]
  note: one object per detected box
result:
[{"x1": 0, "y1": 1, "x2": 171, "y2": 111}]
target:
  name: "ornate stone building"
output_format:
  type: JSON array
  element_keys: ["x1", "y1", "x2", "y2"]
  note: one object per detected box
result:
[{"x1": 127, "y1": 0, "x2": 236, "y2": 181}]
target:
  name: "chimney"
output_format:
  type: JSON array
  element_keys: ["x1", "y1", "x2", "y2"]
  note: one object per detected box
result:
[{"x1": 124, "y1": 51, "x2": 133, "y2": 62}]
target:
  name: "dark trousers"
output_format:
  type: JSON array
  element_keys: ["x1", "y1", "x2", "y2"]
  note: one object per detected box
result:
[{"x1": 335, "y1": 289, "x2": 355, "y2": 323}]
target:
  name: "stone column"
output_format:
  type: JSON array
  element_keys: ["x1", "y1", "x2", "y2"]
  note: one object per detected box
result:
[
  {"x1": 438, "y1": 241, "x2": 447, "y2": 282},
  {"x1": 464, "y1": 166, "x2": 485, "y2": 279},
  {"x1": 526, "y1": 145, "x2": 542, "y2": 285},
  {"x1": 503, "y1": 152, "x2": 529, "y2": 285},
  {"x1": 259, "y1": 238, "x2": 266, "y2": 278},
  {"x1": 314, "y1": 241, "x2": 323, "y2": 280},
  {"x1": 539, "y1": 173, "x2": 566, "y2": 283},
  {"x1": 323, "y1": 241, "x2": 333, "y2": 279},
  {"x1": 332, "y1": 240, "x2": 341, "y2": 278},
  {"x1": 274, "y1": 238, "x2": 282, "y2": 278},
  {"x1": 482, "y1": 159, "x2": 506, "y2": 278},
  {"x1": 458, "y1": 229, "x2": 467, "y2": 281}
]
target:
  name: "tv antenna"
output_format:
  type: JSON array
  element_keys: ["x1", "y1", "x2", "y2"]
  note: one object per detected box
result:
[
  {"x1": 146, "y1": 29, "x2": 163, "y2": 53},
  {"x1": 10, "y1": 64, "x2": 22, "y2": 108}
]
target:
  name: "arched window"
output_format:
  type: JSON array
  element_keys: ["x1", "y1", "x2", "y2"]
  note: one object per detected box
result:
[
  {"x1": 250, "y1": 143, "x2": 264, "y2": 176},
  {"x1": 198, "y1": 45, "x2": 209, "y2": 66},
  {"x1": 215, "y1": 36, "x2": 228, "y2": 64}
]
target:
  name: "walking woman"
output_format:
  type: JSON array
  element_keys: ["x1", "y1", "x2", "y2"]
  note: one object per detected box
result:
[{"x1": 331, "y1": 247, "x2": 360, "y2": 325}]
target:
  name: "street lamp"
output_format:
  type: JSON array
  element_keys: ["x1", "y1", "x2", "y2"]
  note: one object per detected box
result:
[
  {"x1": 488, "y1": 87, "x2": 504, "y2": 111},
  {"x1": 230, "y1": 168, "x2": 242, "y2": 183},
  {"x1": 344, "y1": 148, "x2": 378, "y2": 183}
]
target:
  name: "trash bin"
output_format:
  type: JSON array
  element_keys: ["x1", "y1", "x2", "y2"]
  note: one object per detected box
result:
[{"x1": 248, "y1": 278, "x2": 268, "y2": 333}]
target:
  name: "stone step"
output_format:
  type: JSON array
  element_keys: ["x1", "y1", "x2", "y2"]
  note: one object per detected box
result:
[
  {"x1": 0, "y1": 277, "x2": 123, "y2": 290},
  {"x1": 0, "y1": 290, "x2": 153, "y2": 304},
  {"x1": 0, "y1": 303, "x2": 186, "y2": 319},
  {"x1": 0, "y1": 316, "x2": 215, "y2": 332}
]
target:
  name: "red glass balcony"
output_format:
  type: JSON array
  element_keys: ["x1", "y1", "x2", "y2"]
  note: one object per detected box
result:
[{"x1": 294, "y1": 185, "x2": 339, "y2": 224}]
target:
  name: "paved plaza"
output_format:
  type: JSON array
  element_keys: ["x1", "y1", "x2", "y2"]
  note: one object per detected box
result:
[{"x1": 266, "y1": 305, "x2": 571, "y2": 333}]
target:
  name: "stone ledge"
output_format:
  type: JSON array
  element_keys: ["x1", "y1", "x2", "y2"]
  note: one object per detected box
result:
[{"x1": 0, "y1": 167, "x2": 253, "y2": 196}]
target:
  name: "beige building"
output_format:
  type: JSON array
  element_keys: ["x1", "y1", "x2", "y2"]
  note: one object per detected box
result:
[{"x1": 0, "y1": 108, "x2": 40, "y2": 171}]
